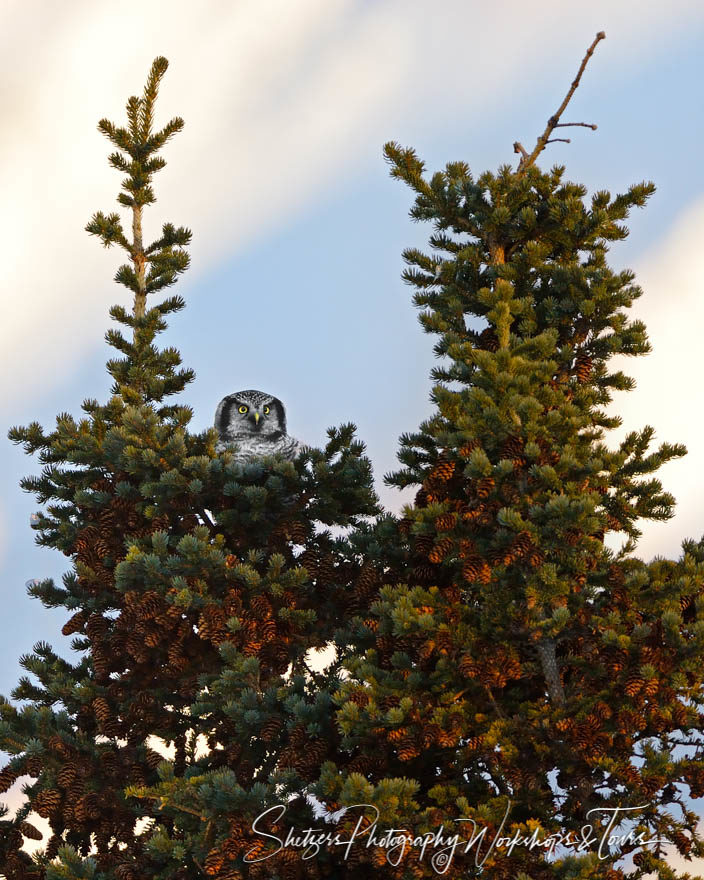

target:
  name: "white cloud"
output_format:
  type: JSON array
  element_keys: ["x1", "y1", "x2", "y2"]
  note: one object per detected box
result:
[
  {"x1": 606, "y1": 197, "x2": 704, "y2": 559},
  {"x1": 1, "y1": 0, "x2": 703, "y2": 411}
]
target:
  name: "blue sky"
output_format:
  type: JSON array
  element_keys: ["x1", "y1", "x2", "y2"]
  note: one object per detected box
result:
[{"x1": 2, "y1": 0, "x2": 704, "y2": 867}]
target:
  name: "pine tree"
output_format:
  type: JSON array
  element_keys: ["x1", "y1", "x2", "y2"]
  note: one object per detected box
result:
[
  {"x1": 315, "y1": 35, "x2": 704, "y2": 879},
  {"x1": 0, "y1": 58, "x2": 378, "y2": 880}
]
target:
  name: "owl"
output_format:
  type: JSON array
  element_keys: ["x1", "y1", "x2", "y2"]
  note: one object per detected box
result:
[{"x1": 214, "y1": 389, "x2": 303, "y2": 461}]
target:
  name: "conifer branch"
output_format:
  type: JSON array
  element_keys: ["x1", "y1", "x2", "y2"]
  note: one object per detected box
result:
[
  {"x1": 484, "y1": 684, "x2": 506, "y2": 719},
  {"x1": 514, "y1": 31, "x2": 605, "y2": 173}
]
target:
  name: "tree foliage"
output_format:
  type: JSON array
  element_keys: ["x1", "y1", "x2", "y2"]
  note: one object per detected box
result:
[
  {"x1": 314, "y1": 146, "x2": 704, "y2": 878},
  {"x1": 0, "y1": 59, "x2": 378, "y2": 880},
  {"x1": 3, "y1": 48, "x2": 704, "y2": 880}
]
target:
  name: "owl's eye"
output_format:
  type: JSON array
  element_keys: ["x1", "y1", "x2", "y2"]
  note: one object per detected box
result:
[
  {"x1": 238, "y1": 405, "x2": 249, "y2": 414},
  {"x1": 263, "y1": 406, "x2": 270, "y2": 414}
]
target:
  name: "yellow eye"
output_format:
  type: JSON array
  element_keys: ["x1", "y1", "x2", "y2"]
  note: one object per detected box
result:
[
  {"x1": 238, "y1": 405, "x2": 248, "y2": 414},
  {"x1": 263, "y1": 406, "x2": 270, "y2": 414}
]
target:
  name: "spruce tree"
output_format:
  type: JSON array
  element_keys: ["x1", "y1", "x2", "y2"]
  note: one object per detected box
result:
[
  {"x1": 315, "y1": 34, "x2": 704, "y2": 880},
  {"x1": 0, "y1": 58, "x2": 378, "y2": 880}
]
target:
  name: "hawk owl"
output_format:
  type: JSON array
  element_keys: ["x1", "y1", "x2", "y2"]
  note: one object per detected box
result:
[{"x1": 214, "y1": 389, "x2": 303, "y2": 461}]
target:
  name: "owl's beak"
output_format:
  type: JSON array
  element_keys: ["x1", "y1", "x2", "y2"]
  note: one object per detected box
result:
[{"x1": 254, "y1": 412, "x2": 260, "y2": 425}]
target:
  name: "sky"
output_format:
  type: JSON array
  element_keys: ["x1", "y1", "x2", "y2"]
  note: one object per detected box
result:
[{"x1": 1, "y1": 0, "x2": 704, "y2": 871}]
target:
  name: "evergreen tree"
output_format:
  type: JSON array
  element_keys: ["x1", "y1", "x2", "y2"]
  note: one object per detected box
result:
[
  {"x1": 0, "y1": 58, "x2": 378, "y2": 880},
  {"x1": 315, "y1": 35, "x2": 704, "y2": 880}
]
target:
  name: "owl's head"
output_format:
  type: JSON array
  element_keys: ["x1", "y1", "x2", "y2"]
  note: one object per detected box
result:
[{"x1": 214, "y1": 389, "x2": 287, "y2": 441}]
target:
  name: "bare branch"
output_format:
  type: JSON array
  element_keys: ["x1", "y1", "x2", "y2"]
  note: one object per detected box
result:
[
  {"x1": 516, "y1": 31, "x2": 605, "y2": 173},
  {"x1": 546, "y1": 138, "x2": 571, "y2": 145},
  {"x1": 513, "y1": 141, "x2": 529, "y2": 161},
  {"x1": 554, "y1": 122, "x2": 598, "y2": 130}
]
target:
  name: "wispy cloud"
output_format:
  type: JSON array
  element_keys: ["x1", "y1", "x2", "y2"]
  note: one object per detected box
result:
[
  {"x1": 607, "y1": 197, "x2": 704, "y2": 558},
  {"x1": 1, "y1": 0, "x2": 702, "y2": 409}
]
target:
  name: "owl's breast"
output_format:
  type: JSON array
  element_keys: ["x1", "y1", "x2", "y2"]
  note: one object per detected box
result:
[{"x1": 215, "y1": 432, "x2": 302, "y2": 461}]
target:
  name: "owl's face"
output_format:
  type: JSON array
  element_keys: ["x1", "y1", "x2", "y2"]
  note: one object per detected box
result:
[{"x1": 215, "y1": 389, "x2": 287, "y2": 441}]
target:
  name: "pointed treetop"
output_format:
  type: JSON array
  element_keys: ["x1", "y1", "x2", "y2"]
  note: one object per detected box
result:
[{"x1": 86, "y1": 56, "x2": 191, "y2": 322}]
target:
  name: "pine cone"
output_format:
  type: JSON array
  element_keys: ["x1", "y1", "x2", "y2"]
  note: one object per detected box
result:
[
  {"x1": 57, "y1": 761, "x2": 78, "y2": 789},
  {"x1": 144, "y1": 629, "x2": 162, "y2": 648},
  {"x1": 167, "y1": 643, "x2": 189, "y2": 670},
  {"x1": 458, "y1": 440, "x2": 478, "y2": 458},
  {"x1": 429, "y1": 458, "x2": 455, "y2": 482},
  {"x1": 428, "y1": 537, "x2": 453, "y2": 563},
  {"x1": 250, "y1": 595, "x2": 273, "y2": 619},
  {"x1": 198, "y1": 604, "x2": 228, "y2": 644},
  {"x1": 414, "y1": 487, "x2": 429, "y2": 508},
  {"x1": 62, "y1": 610, "x2": 87, "y2": 636},
  {"x1": 477, "y1": 327, "x2": 498, "y2": 351},
  {"x1": 398, "y1": 517, "x2": 412, "y2": 535},
  {"x1": 642, "y1": 677, "x2": 659, "y2": 697},
  {"x1": 459, "y1": 654, "x2": 478, "y2": 678},
  {"x1": 285, "y1": 520, "x2": 308, "y2": 544},
  {"x1": 93, "y1": 696, "x2": 111, "y2": 723},
  {"x1": 317, "y1": 553, "x2": 336, "y2": 585},
  {"x1": 412, "y1": 564, "x2": 435, "y2": 583},
  {"x1": 528, "y1": 548, "x2": 544, "y2": 567},
  {"x1": 144, "y1": 747, "x2": 164, "y2": 770},
  {"x1": 25, "y1": 755, "x2": 43, "y2": 777},
  {"x1": 19, "y1": 821, "x2": 43, "y2": 841},
  {"x1": 0, "y1": 765, "x2": 18, "y2": 793},
  {"x1": 259, "y1": 618, "x2": 276, "y2": 641},
  {"x1": 47, "y1": 734, "x2": 72, "y2": 757},
  {"x1": 126, "y1": 633, "x2": 149, "y2": 663},
  {"x1": 574, "y1": 352, "x2": 593, "y2": 382},
  {"x1": 512, "y1": 531, "x2": 534, "y2": 557},
  {"x1": 33, "y1": 788, "x2": 62, "y2": 817},
  {"x1": 476, "y1": 476, "x2": 495, "y2": 498},
  {"x1": 45, "y1": 833, "x2": 62, "y2": 859},
  {"x1": 86, "y1": 613, "x2": 109, "y2": 639},
  {"x1": 139, "y1": 591, "x2": 162, "y2": 619},
  {"x1": 259, "y1": 717, "x2": 283, "y2": 742},
  {"x1": 76, "y1": 791, "x2": 101, "y2": 821},
  {"x1": 412, "y1": 535, "x2": 433, "y2": 557},
  {"x1": 624, "y1": 673, "x2": 644, "y2": 697},
  {"x1": 464, "y1": 735, "x2": 484, "y2": 752},
  {"x1": 501, "y1": 435, "x2": 526, "y2": 466},
  {"x1": 298, "y1": 549, "x2": 319, "y2": 578},
  {"x1": 435, "y1": 512, "x2": 457, "y2": 531},
  {"x1": 204, "y1": 847, "x2": 225, "y2": 876},
  {"x1": 462, "y1": 557, "x2": 491, "y2": 584},
  {"x1": 376, "y1": 635, "x2": 394, "y2": 657},
  {"x1": 397, "y1": 739, "x2": 420, "y2": 761}
]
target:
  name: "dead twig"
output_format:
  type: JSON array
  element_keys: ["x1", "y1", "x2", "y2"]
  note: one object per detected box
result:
[
  {"x1": 554, "y1": 121, "x2": 598, "y2": 130},
  {"x1": 515, "y1": 31, "x2": 605, "y2": 173}
]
